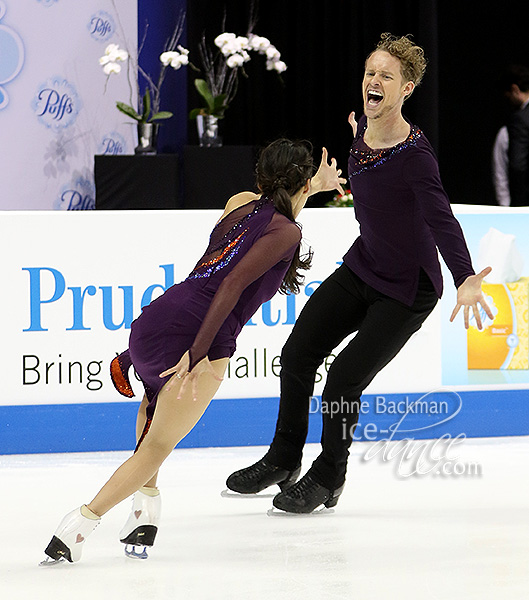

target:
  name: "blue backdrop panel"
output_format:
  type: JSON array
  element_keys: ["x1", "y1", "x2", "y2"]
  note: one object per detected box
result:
[{"x1": 138, "y1": 0, "x2": 187, "y2": 153}]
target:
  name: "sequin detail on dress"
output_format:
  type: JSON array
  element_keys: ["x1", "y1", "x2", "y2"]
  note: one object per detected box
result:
[
  {"x1": 207, "y1": 196, "x2": 269, "y2": 255},
  {"x1": 187, "y1": 196, "x2": 271, "y2": 281},
  {"x1": 188, "y1": 229, "x2": 248, "y2": 280},
  {"x1": 350, "y1": 124, "x2": 422, "y2": 177},
  {"x1": 110, "y1": 354, "x2": 135, "y2": 398}
]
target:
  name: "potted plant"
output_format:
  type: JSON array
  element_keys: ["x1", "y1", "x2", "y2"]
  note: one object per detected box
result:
[
  {"x1": 189, "y1": 31, "x2": 286, "y2": 147},
  {"x1": 326, "y1": 189, "x2": 354, "y2": 207},
  {"x1": 99, "y1": 13, "x2": 189, "y2": 154}
]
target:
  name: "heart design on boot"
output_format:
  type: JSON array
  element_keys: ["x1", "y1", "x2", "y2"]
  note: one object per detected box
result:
[
  {"x1": 134, "y1": 510, "x2": 142, "y2": 519},
  {"x1": 76, "y1": 533, "x2": 85, "y2": 544}
]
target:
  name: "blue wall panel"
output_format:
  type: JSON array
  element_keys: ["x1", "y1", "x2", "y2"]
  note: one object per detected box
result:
[{"x1": 1, "y1": 390, "x2": 527, "y2": 455}]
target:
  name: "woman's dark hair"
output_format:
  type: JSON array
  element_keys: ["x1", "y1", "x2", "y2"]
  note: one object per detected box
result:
[{"x1": 256, "y1": 138, "x2": 314, "y2": 294}]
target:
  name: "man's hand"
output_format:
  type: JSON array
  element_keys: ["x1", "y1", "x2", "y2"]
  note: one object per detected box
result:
[
  {"x1": 348, "y1": 111, "x2": 358, "y2": 136},
  {"x1": 450, "y1": 267, "x2": 494, "y2": 329}
]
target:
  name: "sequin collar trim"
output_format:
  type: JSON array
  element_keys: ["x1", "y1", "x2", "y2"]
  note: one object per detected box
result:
[{"x1": 349, "y1": 121, "x2": 422, "y2": 176}]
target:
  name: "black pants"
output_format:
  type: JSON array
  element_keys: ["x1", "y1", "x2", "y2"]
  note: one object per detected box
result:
[{"x1": 265, "y1": 264, "x2": 438, "y2": 490}]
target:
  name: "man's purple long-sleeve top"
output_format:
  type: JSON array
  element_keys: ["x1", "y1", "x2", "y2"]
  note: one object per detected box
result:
[{"x1": 344, "y1": 115, "x2": 475, "y2": 306}]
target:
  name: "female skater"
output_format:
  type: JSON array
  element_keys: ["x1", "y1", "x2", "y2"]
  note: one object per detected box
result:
[{"x1": 40, "y1": 138, "x2": 346, "y2": 564}]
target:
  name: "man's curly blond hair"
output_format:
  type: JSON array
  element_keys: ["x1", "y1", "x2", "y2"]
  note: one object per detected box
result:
[{"x1": 368, "y1": 33, "x2": 427, "y2": 95}]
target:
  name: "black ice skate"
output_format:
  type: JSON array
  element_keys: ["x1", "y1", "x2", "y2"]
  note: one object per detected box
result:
[
  {"x1": 225, "y1": 457, "x2": 301, "y2": 495},
  {"x1": 271, "y1": 473, "x2": 344, "y2": 514}
]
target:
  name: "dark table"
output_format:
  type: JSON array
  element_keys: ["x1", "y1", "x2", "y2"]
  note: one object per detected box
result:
[
  {"x1": 95, "y1": 146, "x2": 257, "y2": 211},
  {"x1": 95, "y1": 154, "x2": 180, "y2": 210}
]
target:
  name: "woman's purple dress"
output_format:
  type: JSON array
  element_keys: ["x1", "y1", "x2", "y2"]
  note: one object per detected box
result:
[{"x1": 116, "y1": 196, "x2": 301, "y2": 420}]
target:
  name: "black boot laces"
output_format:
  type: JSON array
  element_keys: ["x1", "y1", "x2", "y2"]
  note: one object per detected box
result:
[
  {"x1": 283, "y1": 474, "x2": 321, "y2": 499},
  {"x1": 240, "y1": 459, "x2": 279, "y2": 482}
]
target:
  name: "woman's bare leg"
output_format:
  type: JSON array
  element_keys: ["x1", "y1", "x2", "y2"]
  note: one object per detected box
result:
[
  {"x1": 134, "y1": 395, "x2": 159, "y2": 489},
  {"x1": 86, "y1": 358, "x2": 229, "y2": 517},
  {"x1": 135, "y1": 394, "x2": 148, "y2": 442}
]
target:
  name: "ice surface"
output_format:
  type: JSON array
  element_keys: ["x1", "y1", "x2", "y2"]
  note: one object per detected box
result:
[{"x1": 1, "y1": 438, "x2": 528, "y2": 599}]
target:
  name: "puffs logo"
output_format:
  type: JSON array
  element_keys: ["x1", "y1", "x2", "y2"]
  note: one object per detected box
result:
[
  {"x1": 99, "y1": 132, "x2": 127, "y2": 155},
  {"x1": 88, "y1": 11, "x2": 115, "y2": 43},
  {"x1": 55, "y1": 174, "x2": 95, "y2": 211},
  {"x1": 33, "y1": 77, "x2": 82, "y2": 131}
]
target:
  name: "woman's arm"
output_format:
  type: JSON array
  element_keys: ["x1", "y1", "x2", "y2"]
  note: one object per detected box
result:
[{"x1": 307, "y1": 148, "x2": 347, "y2": 198}]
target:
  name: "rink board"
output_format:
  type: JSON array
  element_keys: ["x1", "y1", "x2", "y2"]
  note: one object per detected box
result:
[
  {"x1": 1, "y1": 207, "x2": 529, "y2": 454},
  {"x1": 0, "y1": 390, "x2": 528, "y2": 454}
]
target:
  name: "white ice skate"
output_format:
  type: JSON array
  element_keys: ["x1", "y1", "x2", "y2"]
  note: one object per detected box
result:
[
  {"x1": 119, "y1": 488, "x2": 161, "y2": 559},
  {"x1": 40, "y1": 506, "x2": 100, "y2": 565}
]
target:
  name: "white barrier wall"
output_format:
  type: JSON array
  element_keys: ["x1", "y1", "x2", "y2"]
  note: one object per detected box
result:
[
  {"x1": 1, "y1": 206, "x2": 529, "y2": 454},
  {"x1": 0, "y1": 0, "x2": 136, "y2": 210},
  {"x1": 1, "y1": 208, "x2": 443, "y2": 408}
]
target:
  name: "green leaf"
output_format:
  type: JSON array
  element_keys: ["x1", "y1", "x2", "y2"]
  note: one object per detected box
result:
[
  {"x1": 149, "y1": 111, "x2": 173, "y2": 121},
  {"x1": 116, "y1": 102, "x2": 142, "y2": 121},
  {"x1": 141, "y1": 89, "x2": 151, "y2": 122},
  {"x1": 194, "y1": 79, "x2": 215, "y2": 112},
  {"x1": 212, "y1": 94, "x2": 227, "y2": 115},
  {"x1": 188, "y1": 108, "x2": 203, "y2": 120}
]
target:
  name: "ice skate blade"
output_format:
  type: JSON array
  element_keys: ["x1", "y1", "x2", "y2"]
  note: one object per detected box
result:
[
  {"x1": 267, "y1": 507, "x2": 335, "y2": 517},
  {"x1": 221, "y1": 489, "x2": 276, "y2": 499},
  {"x1": 124, "y1": 544, "x2": 149, "y2": 560},
  {"x1": 39, "y1": 556, "x2": 68, "y2": 567}
]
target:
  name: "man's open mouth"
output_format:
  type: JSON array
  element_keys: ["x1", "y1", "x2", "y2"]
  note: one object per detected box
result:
[{"x1": 367, "y1": 90, "x2": 383, "y2": 106}]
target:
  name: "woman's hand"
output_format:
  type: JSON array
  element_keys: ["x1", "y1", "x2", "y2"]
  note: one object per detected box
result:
[
  {"x1": 348, "y1": 111, "x2": 358, "y2": 136},
  {"x1": 450, "y1": 267, "x2": 494, "y2": 329},
  {"x1": 160, "y1": 351, "x2": 223, "y2": 401},
  {"x1": 310, "y1": 147, "x2": 347, "y2": 197}
]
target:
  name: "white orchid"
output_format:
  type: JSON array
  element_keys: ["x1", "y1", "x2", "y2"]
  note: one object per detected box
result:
[
  {"x1": 234, "y1": 36, "x2": 249, "y2": 51},
  {"x1": 192, "y1": 29, "x2": 286, "y2": 119},
  {"x1": 99, "y1": 43, "x2": 128, "y2": 67},
  {"x1": 212, "y1": 31, "x2": 285, "y2": 73},
  {"x1": 160, "y1": 51, "x2": 177, "y2": 66},
  {"x1": 214, "y1": 32, "x2": 236, "y2": 48},
  {"x1": 268, "y1": 59, "x2": 287, "y2": 73},
  {"x1": 160, "y1": 47, "x2": 189, "y2": 70},
  {"x1": 248, "y1": 34, "x2": 272, "y2": 54},
  {"x1": 99, "y1": 43, "x2": 128, "y2": 79},
  {"x1": 103, "y1": 61, "x2": 122, "y2": 75},
  {"x1": 265, "y1": 46, "x2": 281, "y2": 62},
  {"x1": 226, "y1": 53, "x2": 246, "y2": 68},
  {"x1": 178, "y1": 53, "x2": 189, "y2": 66},
  {"x1": 219, "y1": 35, "x2": 249, "y2": 58}
]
